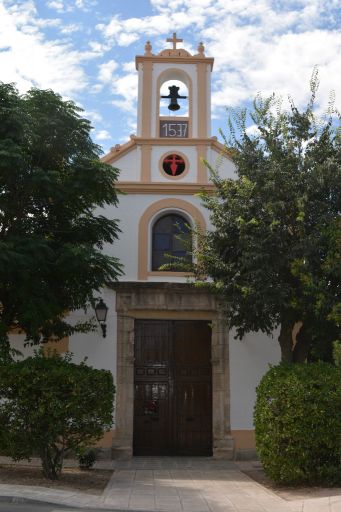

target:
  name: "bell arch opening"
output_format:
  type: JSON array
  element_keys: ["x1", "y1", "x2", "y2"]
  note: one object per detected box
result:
[
  {"x1": 160, "y1": 79, "x2": 189, "y2": 117},
  {"x1": 157, "y1": 68, "x2": 192, "y2": 120}
]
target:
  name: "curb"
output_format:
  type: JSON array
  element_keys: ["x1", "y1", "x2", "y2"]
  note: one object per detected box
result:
[
  {"x1": 0, "y1": 495, "x2": 152, "y2": 512},
  {"x1": 0, "y1": 496, "x2": 78, "y2": 507}
]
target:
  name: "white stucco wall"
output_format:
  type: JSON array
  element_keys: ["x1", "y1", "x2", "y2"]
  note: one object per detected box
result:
[
  {"x1": 68, "y1": 289, "x2": 117, "y2": 376},
  {"x1": 207, "y1": 147, "x2": 237, "y2": 180},
  {"x1": 136, "y1": 63, "x2": 143, "y2": 137},
  {"x1": 101, "y1": 193, "x2": 212, "y2": 281},
  {"x1": 9, "y1": 290, "x2": 117, "y2": 378},
  {"x1": 9, "y1": 333, "x2": 36, "y2": 359},
  {"x1": 229, "y1": 328, "x2": 281, "y2": 429},
  {"x1": 112, "y1": 147, "x2": 140, "y2": 181}
]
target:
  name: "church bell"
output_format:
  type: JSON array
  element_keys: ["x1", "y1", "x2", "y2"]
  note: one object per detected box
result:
[{"x1": 161, "y1": 85, "x2": 187, "y2": 111}]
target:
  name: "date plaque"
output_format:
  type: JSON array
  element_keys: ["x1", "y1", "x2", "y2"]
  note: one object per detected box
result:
[{"x1": 159, "y1": 120, "x2": 188, "y2": 138}]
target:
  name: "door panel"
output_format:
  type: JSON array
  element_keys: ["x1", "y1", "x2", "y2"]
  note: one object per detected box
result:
[
  {"x1": 133, "y1": 320, "x2": 212, "y2": 456},
  {"x1": 133, "y1": 321, "x2": 172, "y2": 455},
  {"x1": 174, "y1": 322, "x2": 212, "y2": 455}
]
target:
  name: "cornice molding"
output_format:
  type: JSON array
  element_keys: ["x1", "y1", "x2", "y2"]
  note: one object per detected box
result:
[
  {"x1": 135, "y1": 55, "x2": 214, "y2": 70},
  {"x1": 101, "y1": 137, "x2": 232, "y2": 165},
  {"x1": 116, "y1": 182, "x2": 215, "y2": 195}
]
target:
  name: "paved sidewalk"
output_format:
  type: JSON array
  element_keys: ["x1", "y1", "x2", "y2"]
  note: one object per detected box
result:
[{"x1": 0, "y1": 457, "x2": 340, "y2": 511}]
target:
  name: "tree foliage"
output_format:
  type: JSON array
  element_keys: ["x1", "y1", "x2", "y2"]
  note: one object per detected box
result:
[
  {"x1": 197, "y1": 72, "x2": 341, "y2": 362},
  {"x1": 254, "y1": 363, "x2": 341, "y2": 485},
  {"x1": 0, "y1": 350, "x2": 114, "y2": 479},
  {"x1": 0, "y1": 83, "x2": 122, "y2": 358}
]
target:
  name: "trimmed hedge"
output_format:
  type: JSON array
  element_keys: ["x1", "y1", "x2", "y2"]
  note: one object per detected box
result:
[
  {"x1": 0, "y1": 351, "x2": 114, "y2": 479},
  {"x1": 254, "y1": 363, "x2": 341, "y2": 485}
]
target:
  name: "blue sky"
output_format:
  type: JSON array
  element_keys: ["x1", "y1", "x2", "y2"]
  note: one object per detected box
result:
[{"x1": 1, "y1": 0, "x2": 340, "y2": 154}]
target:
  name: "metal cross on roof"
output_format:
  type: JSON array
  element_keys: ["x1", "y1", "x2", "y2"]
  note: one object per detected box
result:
[{"x1": 166, "y1": 32, "x2": 183, "y2": 50}]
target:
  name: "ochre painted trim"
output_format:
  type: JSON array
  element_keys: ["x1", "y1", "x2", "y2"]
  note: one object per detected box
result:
[
  {"x1": 231, "y1": 430, "x2": 256, "y2": 450},
  {"x1": 101, "y1": 138, "x2": 233, "y2": 167},
  {"x1": 8, "y1": 327, "x2": 24, "y2": 334},
  {"x1": 101, "y1": 139, "x2": 136, "y2": 164},
  {"x1": 196, "y1": 144, "x2": 208, "y2": 183},
  {"x1": 141, "y1": 61, "x2": 153, "y2": 138},
  {"x1": 133, "y1": 137, "x2": 222, "y2": 146},
  {"x1": 42, "y1": 337, "x2": 69, "y2": 356},
  {"x1": 138, "y1": 198, "x2": 206, "y2": 280},
  {"x1": 147, "y1": 271, "x2": 192, "y2": 277},
  {"x1": 93, "y1": 429, "x2": 114, "y2": 449},
  {"x1": 128, "y1": 309, "x2": 217, "y2": 320},
  {"x1": 135, "y1": 55, "x2": 214, "y2": 70},
  {"x1": 117, "y1": 182, "x2": 215, "y2": 194},
  {"x1": 197, "y1": 62, "x2": 208, "y2": 138},
  {"x1": 102, "y1": 137, "x2": 232, "y2": 157},
  {"x1": 158, "y1": 150, "x2": 190, "y2": 181},
  {"x1": 211, "y1": 138, "x2": 233, "y2": 158},
  {"x1": 157, "y1": 68, "x2": 193, "y2": 138}
]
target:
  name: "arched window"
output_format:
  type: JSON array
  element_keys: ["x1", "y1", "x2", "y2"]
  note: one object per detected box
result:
[{"x1": 152, "y1": 214, "x2": 191, "y2": 271}]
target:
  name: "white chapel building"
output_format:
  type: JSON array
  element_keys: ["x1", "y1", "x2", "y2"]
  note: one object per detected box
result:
[{"x1": 12, "y1": 34, "x2": 281, "y2": 459}]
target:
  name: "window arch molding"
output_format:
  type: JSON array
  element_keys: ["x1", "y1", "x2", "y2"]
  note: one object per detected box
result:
[{"x1": 138, "y1": 198, "x2": 206, "y2": 280}]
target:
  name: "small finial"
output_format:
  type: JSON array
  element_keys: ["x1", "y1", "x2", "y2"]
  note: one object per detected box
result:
[
  {"x1": 114, "y1": 144, "x2": 121, "y2": 151},
  {"x1": 197, "y1": 42, "x2": 205, "y2": 55},
  {"x1": 144, "y1": 41, "x2": 152, "y2": 55}
]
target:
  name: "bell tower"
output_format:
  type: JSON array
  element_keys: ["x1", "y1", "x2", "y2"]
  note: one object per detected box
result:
[
  {"x1": 103, "y1": 34, "x2": 235, "y2": 461},
  {"x1": 136, "y1": 33, "x2": 213, "y2": 141}
]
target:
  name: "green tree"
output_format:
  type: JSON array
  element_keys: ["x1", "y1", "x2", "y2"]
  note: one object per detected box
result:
[
  {"x1": 0, "y1": 351, "x2": 114, "y2": 479},
  {"x1": 0, "y1": 83, "x2": 122, "y2": 359},
  {"x1": 197, "y1": 73, "x2": 341, "y2": 362}
]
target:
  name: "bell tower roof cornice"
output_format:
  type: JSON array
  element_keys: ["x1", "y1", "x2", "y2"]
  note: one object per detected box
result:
[{"x1": 135, "y1": 33, "x2": 214, "y2": 70}]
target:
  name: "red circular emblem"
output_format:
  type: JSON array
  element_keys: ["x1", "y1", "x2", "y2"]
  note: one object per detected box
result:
[{"x1": 162, "y1": 154, "x2": 185, "y2": 177}]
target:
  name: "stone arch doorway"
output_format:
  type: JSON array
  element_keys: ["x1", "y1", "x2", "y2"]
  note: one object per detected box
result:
[{"x1": 111, "y1": 282, "x2": 234, "y2": 459}]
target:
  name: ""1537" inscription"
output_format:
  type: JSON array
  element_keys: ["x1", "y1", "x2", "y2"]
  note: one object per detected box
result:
[{"x1": 160, "y1": 120, "x2": 188, "y2": 138}]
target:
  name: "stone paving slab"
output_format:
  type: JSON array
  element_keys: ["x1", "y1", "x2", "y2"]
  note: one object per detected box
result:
[{"x1": 0, "y1": 458, "x2": 340, "y2": 512}]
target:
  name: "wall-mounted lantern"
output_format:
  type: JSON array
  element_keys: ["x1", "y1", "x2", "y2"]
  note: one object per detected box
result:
[{"x1": 95, "y1": 298, "x2": 108, "y2": 338}]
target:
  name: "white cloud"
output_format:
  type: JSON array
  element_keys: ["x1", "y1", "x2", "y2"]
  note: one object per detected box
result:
[
  {"x1": 98, "y1": 60, "x2": 119, "y2": 84},
  {"x1": 95, "y1": 129, "x2": 111, "y2": 141},
  {"x1": 60, "y1": 23, "x2": 82, "y2": 34},
  {"x1": 47, "y1": 0, "x2": 66, "y2": 12},
  {"x1": 47, "y1": 0, "x2": 96, "y2": 12},
  {"x1": 0, "y1": 1, "x2": 90, "y2": 96},
  {"x1": 97, "y1": 0, "x2": 341, "y2": 115},
  {"x1": 83, "y1": 110, "x2": 103, "y2": 123},
  {"x1": 246, "y1": 124, "x2": 261, "y2": 137},
  {"x1": 110, "y1": 72, "x2": 138, "y2": 114}
]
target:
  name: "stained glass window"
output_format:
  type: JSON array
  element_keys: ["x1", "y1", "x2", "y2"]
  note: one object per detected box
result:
[{"x1": 152, "y1": 214, "x2": 191, "y2": 271}]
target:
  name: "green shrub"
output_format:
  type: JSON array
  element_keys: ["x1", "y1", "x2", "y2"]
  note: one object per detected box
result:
[
  {"x1": 0, "y1": 350, "x2": 114, "y2": 479},
  {"x1": 78, "y1": 448, "x2": 96, "y2": 469},
  {"x1": 254, "y1": 363, "x2": 341, "y2": 485}
]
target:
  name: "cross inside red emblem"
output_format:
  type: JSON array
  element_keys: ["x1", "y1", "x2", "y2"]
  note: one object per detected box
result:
[{"x1": 163, "y1": 154, "x2": 185, "y2": 176}]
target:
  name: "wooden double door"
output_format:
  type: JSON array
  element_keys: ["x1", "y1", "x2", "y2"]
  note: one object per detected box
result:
[{"x1": 133, "y1": 320, "x2": 212, "y2": 456}]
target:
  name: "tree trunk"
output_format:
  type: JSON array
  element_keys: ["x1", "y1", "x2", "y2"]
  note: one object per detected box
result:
[
  {"x1": 40, "y1": 447, "x2": 63, "y2": 480},
  {"x1": 293, "y1": 323, "x2": 311, "y2": 362},
  {"x1": 0, "y1": 331, "x2": 12, "y2": 363},
  {"x1": 278, "y1": 317, "x2": 296, "y2": 363}
]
